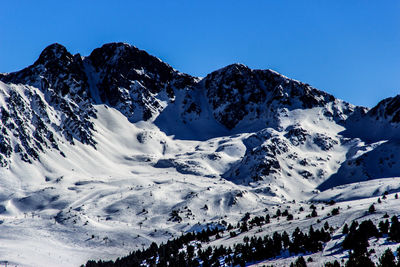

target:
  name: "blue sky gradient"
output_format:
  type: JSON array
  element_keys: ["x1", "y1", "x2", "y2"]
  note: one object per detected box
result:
[{"x1": 1, "y1": 1, "x2": 399, "y2": 107}]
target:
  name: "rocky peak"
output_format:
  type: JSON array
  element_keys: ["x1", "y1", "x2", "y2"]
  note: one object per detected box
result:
[
  {"x1": 369, "y1": 94, "x2": 400, "y2": 123},
  {"x1": 88, "y1": 42, "x2": 180, "y2": 93},
  {"x1": 35, "y1": 43, "x2": 72, "y2": 64},
  {"x1": 212, "y1": 63, "x2": 252, "y2": 75},
  {"x1": 1, "y1": 43, "x2": 88, "y2": 97},
  {"x1": 203, "y1": 62, "x2": 345, "y2": 129},
  {"x1": 204, "y1": 63, "x2": 265, "y2": 129},
  {"x1": 342, "y1": 94, "x2": 400, "y2": 142},
  {"x1": 86, "y1": 42, "x2": 196, "y2": 121},
  {"x1": 0, "y1": 43, "x2": 96, "y2": 166}
]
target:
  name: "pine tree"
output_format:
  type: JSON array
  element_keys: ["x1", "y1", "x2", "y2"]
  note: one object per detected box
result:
[
  {"x1": 240, "y1": 221, "x2": 248, "y2": 233},
  {"x1": 378, "y1": 248, "x2": 396, "y2": 267},
  {"x1": 311, "y1": 209, "x2": 318, "y2": 217},
  {"x1": 346, "y1": 252, "x2": 375, "y2": 267},
  {"x1": 389, "y1": 216, "x2": 400, "y2": 242},
  {"x1": 379, "y1": 220, "x2": 389, "y2": 235},
  {"x1": 325, "y1": 260, "x2": 340, "y2": 267},
  {"x1": 282, "y1": 231, "x2": 290, "y2": 248},
  {"x1": 396, "y1": 246, "x2": 400, "y2": 267},
  {"x1": 343, "y1": 223, "x2": 349, "y2": 234},
  {"x1": 290, "y1": 256, "x2": 307, "y2": 267},
  {"x1": 368, "y1": 204, "x2": 375, "y2": 214},
  {"x1": 276, "y1": 209, "x2": 281, "y2": 217},
  {"x1": 331, "y1": 207, "x2": 340, "y2": 216}
]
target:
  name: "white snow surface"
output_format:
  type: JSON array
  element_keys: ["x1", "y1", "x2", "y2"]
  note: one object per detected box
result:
[{"x1": 0, "y1": 82, "x2": 400, "y2": 266}]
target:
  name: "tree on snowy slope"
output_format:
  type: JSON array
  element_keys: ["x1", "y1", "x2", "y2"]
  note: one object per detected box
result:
[
  {"x1": 377, "y1": 248, "x2": 396, "y2": 267},
  {"x1": 389, "y1": 216, "x2": 400, "y2": 242}
]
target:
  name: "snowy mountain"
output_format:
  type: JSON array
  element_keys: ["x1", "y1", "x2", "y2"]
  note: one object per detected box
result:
[{"x1": 0, "y1": 43, "x2": 399, "y2": 266}]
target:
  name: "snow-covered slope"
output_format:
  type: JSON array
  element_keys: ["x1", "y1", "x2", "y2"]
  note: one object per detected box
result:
[{"x1": 0, "y1": 43, "x2": 399, "y2": 266}]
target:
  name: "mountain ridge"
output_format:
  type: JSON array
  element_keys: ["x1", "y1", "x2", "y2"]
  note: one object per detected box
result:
[
  {"x1": 2, "y1": 42, "x2": 399, "y2": 187},
  {"x1": 1, "y1": 42, "x2": 400, "y2": 266}
]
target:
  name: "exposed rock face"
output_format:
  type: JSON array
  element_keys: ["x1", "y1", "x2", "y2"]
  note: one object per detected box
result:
[
  {"x1": 0, "y1": 44, "x2": 97, "y2": 165},
  {"x1": 1, "y1": 43, "x2": 89, "y2": 96},
  {"x1": 285, "y1": 125, "x2": 310, "y2": 146},
  {"x1": 86, "y1": 42, "x2": 196, "y2": 121},
  {"x1": 343, "y1": 95, "x2": 400, "y2": 143},
  {"x1": 369, "y1": 95, "x2": 400, "y2": 123},
  {"x1": 0, "y1": 86, "x2": 59, "y2": 166},
  {"x1": 224, "y1": 124, "x2": 343, "y2": 186},
  {"x1": 203, "y1": 63, "x2": 343, "y2": 129}
]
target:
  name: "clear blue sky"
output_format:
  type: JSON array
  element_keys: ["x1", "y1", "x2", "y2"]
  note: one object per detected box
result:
[{"x1": 1, "y1": 1, "x2": 399, "y2": 107}]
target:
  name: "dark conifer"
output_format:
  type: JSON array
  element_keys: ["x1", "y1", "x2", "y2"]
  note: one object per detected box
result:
[
  {"x1": 290, "y1": 256, "x2": 307, "y2": 267},
  {"x1": 379, "y1": 220, "x2": 389, "y2": 235},
  {"x1": 389, "y1": 216, "x2": 400, "y2": 242},
  {"x1": 369, "y1": 204, "x2": 376, "y2": 213},
  {"x1": 325, "y1": 260, "x2": 340, "y2": 267},
  {"x1": 311, "y1": 209, "x2": 318, "y2": 217},
  {"x1": 265, "y1": 214, "x2": 270, "y2": 223},
  {"x1": 343, "y1": 223, "x2": 349, "y2": 234},
  {"x1": 378, "y1": 248, "x2": 396, "y2": 267},
  {"x1": 276, "y1": 209, "x2": 281, "y2": 217},
  {"x1": 331, "y1": 207, "x2": 340, "y2": 216},
  {"x1": 346, "y1": 252, "x2": 375, "y2": 267}
]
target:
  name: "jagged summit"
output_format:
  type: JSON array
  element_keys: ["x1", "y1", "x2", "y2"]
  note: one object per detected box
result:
[
  {"x1": 204, "y1": 60, "x2": 351, "y2": 130},
  {"x1": 85, "y1": 42, "x2": 195, "y2": 119},
  {"x1": 1, "y1": 43, "x2": 88, "y2": 96},
  {"x1": 36, "y1": 43, "x2": 71, "y2": 63},
  {"x1": 342, "y1": 94, "x2": 400, "y2": 143},
  {"x1": 0, "y1": 42, "x2": 345, "y2": 115},
  {"x1": 88, "y1": 42, "x2": 160, "y2": 69},
  {"x1": 1, "y1": 42, "x2": 354, "y2": 132},
  {"x1": 370, "y1": 94, "x2": 400, "y2": 123},
  {"x1": 213, "y1": 63, "x2": 250, "y2": 73}
]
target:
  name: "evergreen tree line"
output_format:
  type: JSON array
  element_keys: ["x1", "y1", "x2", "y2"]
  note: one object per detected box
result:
[
  {"x1": 341, "y1": 215, "x2": 400, "y2": 256},
  {"x1": 83, "y1": 224, "x2": 330, "y2": 267},
  {"x1": 290, "y1": 245, "x2": 400, "y2": 267}
]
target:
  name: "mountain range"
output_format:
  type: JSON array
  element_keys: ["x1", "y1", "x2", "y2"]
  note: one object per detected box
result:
[{"x1": 0, "y1": 43, "x2": 399, "y2": 266}]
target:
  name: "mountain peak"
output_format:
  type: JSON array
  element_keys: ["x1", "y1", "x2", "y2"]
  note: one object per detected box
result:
[
  {"x1": 86, "y1": 41, "x2": 185, "y2": 110},
  {"x1": 88, "y1": 42, "x2": 137, "y2": 63},
  {"x1": 222, "y1": 63, "x2": 249, "y2": 70},
  {"x1": 35, "y1": 43, "x2": 72, "y2": 65},
  {"x1": 214, "y1": 63, "x2": 251, "y2": 75},
  {"x1": 101, "y1": 42, "x2": 135, "y2": 49},
  {"x1": 370, "y1": 94, "x2": 400, "y2": 123}
]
